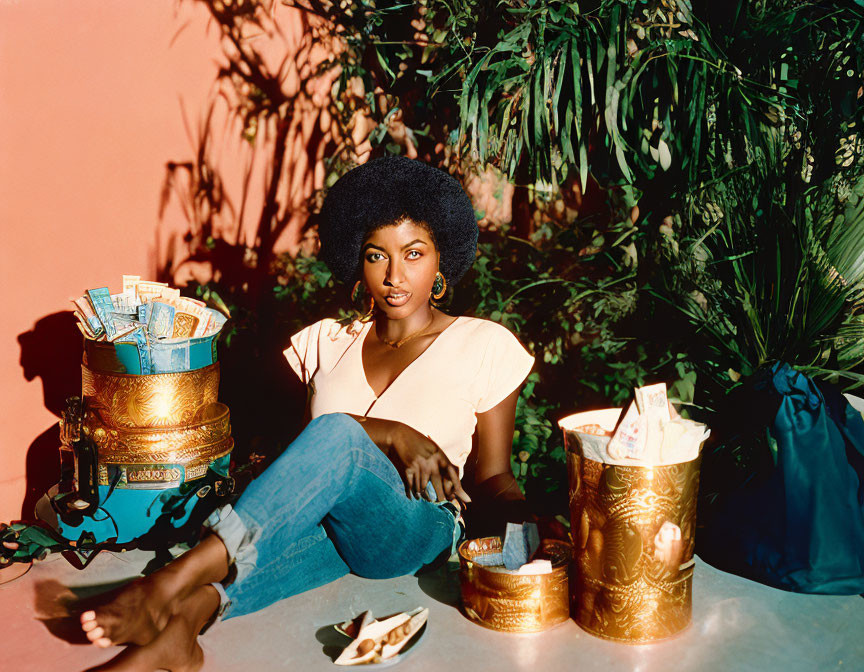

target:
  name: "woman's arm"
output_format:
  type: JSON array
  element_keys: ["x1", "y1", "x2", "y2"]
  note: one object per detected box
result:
[
  {"x1": 471, "y1": 387, "x2": 533, "y2": 526},
  {"x1": 345, "y1": 414, "x2": 471, "y2": 505}
]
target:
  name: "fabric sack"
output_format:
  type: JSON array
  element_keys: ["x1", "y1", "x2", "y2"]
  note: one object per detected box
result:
[{"x1": 699, "y1": 362, "x2": 864, "y2": 594}]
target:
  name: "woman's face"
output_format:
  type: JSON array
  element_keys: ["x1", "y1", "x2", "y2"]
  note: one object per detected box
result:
[{"x1": 361, "y1": 218, "x2": 439, "y2": 319}]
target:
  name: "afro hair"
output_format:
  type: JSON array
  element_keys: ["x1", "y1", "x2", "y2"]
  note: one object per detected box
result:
[{"x1": 318, "y1": 155, "x2": 478, "y2": 286}]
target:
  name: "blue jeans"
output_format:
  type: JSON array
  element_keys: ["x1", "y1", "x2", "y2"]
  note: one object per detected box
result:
[{"x1": 204, "y1": 413, "x2": 463, "y2": 619}]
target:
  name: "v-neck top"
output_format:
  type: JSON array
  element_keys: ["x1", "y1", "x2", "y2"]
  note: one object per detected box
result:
[{"x1": 283, "y1": 316, "x2": 534, "y2": 473}]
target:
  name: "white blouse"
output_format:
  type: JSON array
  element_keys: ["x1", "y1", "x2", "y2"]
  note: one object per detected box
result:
[{"x1": 283, "y1": 316, "x2": 534, "y2": 473}]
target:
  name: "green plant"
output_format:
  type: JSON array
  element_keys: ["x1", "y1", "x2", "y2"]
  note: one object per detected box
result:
[{"x1": 170, "y1": 0, "x2": 864, "y2": 516}]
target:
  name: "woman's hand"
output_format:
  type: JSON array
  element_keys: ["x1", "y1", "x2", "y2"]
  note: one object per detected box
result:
[
  {"x1": 389, "y1": 423, "x2": 471, "y2": 505},
  {"x1": 347, "y1": 415, "x2": 471, "y2": 505}
]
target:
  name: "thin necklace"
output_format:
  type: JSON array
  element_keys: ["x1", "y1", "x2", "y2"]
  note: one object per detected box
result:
[{"x1": 378, "y1": 313, "x2": 435, "y2": 349}]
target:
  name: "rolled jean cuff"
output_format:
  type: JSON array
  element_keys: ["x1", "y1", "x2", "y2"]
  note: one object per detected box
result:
[{"x1": 203, "y1": 503, "x2": 260, "y2": 584}]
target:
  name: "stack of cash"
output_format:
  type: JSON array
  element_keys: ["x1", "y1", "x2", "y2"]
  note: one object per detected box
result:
[
  {"x1": 71, "y1": 275, "x2": 228, "y2": 375},
  {"x1": 606, "y1": 383, "x2": 709, "y2": 464},
  {"x1": 563, "y1": 384, "x2": 710, "y2": 466}
]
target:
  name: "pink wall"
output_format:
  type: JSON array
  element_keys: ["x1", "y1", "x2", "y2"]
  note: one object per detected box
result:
[{"x1": 0, "y1": 1, "x2": 225, "y2": 520}]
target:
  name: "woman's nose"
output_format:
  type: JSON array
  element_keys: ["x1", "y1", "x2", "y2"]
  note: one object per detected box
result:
[{"x1": 385, "y1": 259, "x2": 405, "y2": 286}]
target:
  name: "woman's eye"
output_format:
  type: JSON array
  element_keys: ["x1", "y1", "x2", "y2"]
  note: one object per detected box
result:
[
  {"x1": 366, "y1": 252, "x2": 384, "y2": 262},
  {"x1": 406, "y1": 250, "x2": 422, "y2": 260}
]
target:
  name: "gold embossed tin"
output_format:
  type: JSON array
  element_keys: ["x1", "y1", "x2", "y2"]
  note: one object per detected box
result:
[
  {"x1": 561, "y1": 414, "x2": 701, "y2": 644},
  {"x1": 458, "y1": 538, "x2": 570, "y2": 633},
  {"x1": 84, "y1": 402, "x2": 232, "y2": 466},
  {"x1": 82, "y1": 363, "x2": 220, "y2": 428}
]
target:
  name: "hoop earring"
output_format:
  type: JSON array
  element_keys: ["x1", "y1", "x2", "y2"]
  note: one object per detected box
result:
[
  {"x1": 351, "y1": 281, "x2": 375, "y2": 321},
  {"x1": 431, "y1": 271, "x2": 447, "y2": 301},
  {"x1": 364, "y1": 295, "x2": 375, "y2": 320}
]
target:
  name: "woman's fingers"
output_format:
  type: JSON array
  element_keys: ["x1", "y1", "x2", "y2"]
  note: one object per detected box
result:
[
  {"x1": 443, "y1": 477, "x2": 454, "y2": 500},
  {"x1": 442, "y1": 462, "x2": 471, "y2": 504},
  {"x1": 404, "y1": 468, "x2": 416, "y2": 498},
  {"x1": 429, "y1": 471, "x2": 447, "y2": 502},
  {"x1": 416, "y1": 465, "x2": 431, "y2": 499}
]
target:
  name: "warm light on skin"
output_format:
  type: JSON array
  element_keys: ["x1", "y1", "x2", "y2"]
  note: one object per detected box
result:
[{"x1": 361, "y1": 218, "x2": 440, "y2": 325}]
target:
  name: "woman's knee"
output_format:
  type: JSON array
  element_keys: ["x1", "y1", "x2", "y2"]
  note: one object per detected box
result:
[
  {"x1": 299, "y1": 413, "x2": 366, "y2": 448},
  {"x1": 277, "y1": 413, "x2": 365, "y2": 466}
]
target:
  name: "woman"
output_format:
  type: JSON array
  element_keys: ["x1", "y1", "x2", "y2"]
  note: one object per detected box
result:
[{"x1": 78, "y1": 156, "x2": 534, "y2": 672}]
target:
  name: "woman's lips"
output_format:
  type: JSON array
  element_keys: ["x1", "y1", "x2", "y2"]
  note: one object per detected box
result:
[{"x1": 384, "y1": 292, "x2": 410, "y2": 307}]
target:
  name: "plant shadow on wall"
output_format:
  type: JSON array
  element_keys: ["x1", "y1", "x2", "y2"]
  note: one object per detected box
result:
[
  {"x1": 158, "y1": 0, "x2": 864, "y2": 519},
  {"x1": 17, "y1": 313, "x2": 82, "y2": 519}
]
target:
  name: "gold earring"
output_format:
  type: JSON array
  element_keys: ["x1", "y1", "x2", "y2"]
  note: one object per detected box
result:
[
  {"x1": 351, "y1": 281, "x2": 375, "y2": 321},
  {"x1": 431, "y1": 271, "x2": 447, "y2": 301}
]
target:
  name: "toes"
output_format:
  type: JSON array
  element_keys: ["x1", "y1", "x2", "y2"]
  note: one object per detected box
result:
[
  {"x1": 86, "y1": 626, "x2": 105, "y2": 643},
  {"x1": 82, "y1": 620, "x2": 100, "y2": 633},
  {"x1": 95, "y1": 637, "x2": 113, "y2": 649},
  {"x1": 81, "y1": 610, "x2": 97, "y2": 624}
]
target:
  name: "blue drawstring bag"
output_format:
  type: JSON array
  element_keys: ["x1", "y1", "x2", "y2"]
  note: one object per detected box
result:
[{"x1": 699, "y1": 362, "x2": 864, "y2": 594}]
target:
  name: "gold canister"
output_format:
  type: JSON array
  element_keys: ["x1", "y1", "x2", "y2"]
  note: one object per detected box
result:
[
  {"x1": 83, "y1": 402, "x2": 232, "y2": 466},
  {"x1": 561, "y1": 415, "x2": 702, "y2": 644},
  {"x1": 458, "y1": 537, "x2": 570, "y2": 633},
  {"x1": 82, "y1": 363, "x2": 220, "y2": 428}
]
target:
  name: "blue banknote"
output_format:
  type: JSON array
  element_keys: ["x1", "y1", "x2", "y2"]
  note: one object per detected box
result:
[
  {"x1": 502, "y1": 521, "x2": 541, "y2": 570},
  {"x1": 87, "y1": 287, "x2": 117, "y2": 338},
  {"x1": 113, "y1": 327, "x2": 152, "y2": 374},
  {"x1": 150, "y1": 340, "x2": 191, "y2": 373},
  {"x1": 148, "y1": 302, "x2": 175, "y2": 339}
]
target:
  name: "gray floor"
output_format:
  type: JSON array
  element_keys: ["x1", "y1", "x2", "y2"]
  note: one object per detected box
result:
[{"x1": 1, "y1": 547, "x2": 863, "y2": 671}]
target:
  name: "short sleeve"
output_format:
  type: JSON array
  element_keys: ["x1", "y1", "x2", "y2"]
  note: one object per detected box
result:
[
  {"x1": 283, "y1": 322, "x2": 322, "y2": 385},
  {"x1": 475, "y1": 323, "x2": 535, "y2": 413}
]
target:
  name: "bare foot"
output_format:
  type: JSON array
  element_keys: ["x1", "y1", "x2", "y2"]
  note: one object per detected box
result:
[
  {"x1": 79, "y1": 534, "x2": 229, "y2": 648},
  {"x1": 79, "y1": 576, "x2": 179, "y2": 648},
  {"x1": 84, "y1": 612, "x2": 204, "y2": 672},
  {"x1": 84, "y1": 585, "x2": 219, "y2": 672}
]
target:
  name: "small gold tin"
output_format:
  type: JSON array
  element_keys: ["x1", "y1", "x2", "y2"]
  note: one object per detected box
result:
[
  {"x1": 458, "y1": 537, "x2": 570, "y2": 633},
  {"x1": 561, "y1": 415, "x2": 702, "y2": 644}
]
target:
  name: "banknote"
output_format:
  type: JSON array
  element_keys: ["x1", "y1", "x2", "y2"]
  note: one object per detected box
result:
[
  {"x1": 72, "y1": 296, "x2": 105, "y2": 338},
  {"x1": 634, "y1": 383, "x2": 671, "y2": 423},
  {"x1": 158, "y1": 295, "x2": 211, "y2": 336},
  {"x1": 74, "y1": 277, "x2": 229, "y2": 373},
  {"x1": 87, "y1": 287, "x2": 117, "y2": 338},
  {"x1": 75, "y1": 322, "x2": 94, "y2": 339},
  {"x1": 111, "y1": 291, "x2": 138, "y2": 315},
  {"x1": 502, "y1": 521, "x2": 540, "y2": 570},
  {"x1": 172, "y1": 312, "x2": 199, "y2": 338},
  {"x1": 150, "y1": 339, "x2": 191, "y2": 373},
  {"x1": 122, "y1": 275, "x2": 141, "y2": 297},
  {"x1": 73, "y1": 311, "x2": 98, "y2": 339},
  {"x1": 108, "y1": 315, "x2": 147, "y2": 343},
  {"x1": 206, "y1": 309, "x2": 228, "y2": 335},
  {"x1": 150, "y1": 334, "x2": 218, "y2": 372},
  {"x1": 208, "y1": 309, "x2": 227, "y2": 334},
  {"x1": 114, "y1": 327, "x2": 151, "y2": 374},
  {"x1": 136, "y1": 280, "x2": 169, "y2": 302},
  {"x1": 148, "y1": 301, "x2": 176, "y2": 339},
  {"x1": 109, "y1": 324, "x2": 139, "y2": 343}
]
